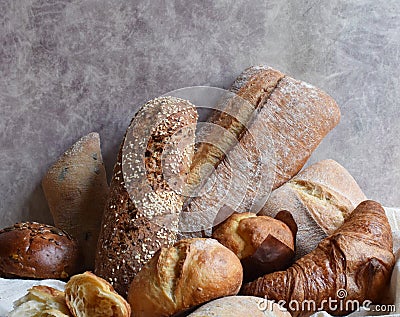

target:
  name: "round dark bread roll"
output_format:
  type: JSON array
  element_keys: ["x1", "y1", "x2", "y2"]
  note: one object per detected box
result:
[
  {"x1": 212, "y1": 211, "x2": 297, "y2": 282},
  {"x1": 0, "y1": 222, "x2": 80, "y2": 279}
]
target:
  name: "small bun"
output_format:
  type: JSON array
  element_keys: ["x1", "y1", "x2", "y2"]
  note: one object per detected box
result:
[
  {"x1": 128, "y1": 238, "x2": 243, "y2": 317},
  {"x1": 213, "y1": 212, "x2": 296, "y2": 281},
  {"x1": 65, "y1": 271, "x2": 131, "y2": 317},
  {"x1": 0, "y1": 222, "x2": 80, "y2": 279}
]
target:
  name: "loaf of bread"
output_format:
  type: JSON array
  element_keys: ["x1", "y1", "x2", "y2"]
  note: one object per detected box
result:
[
  {"x1": 187, "y1": 296, "x2": 291, "y2": 317},
  {"x1": 65, "y1": 271, "x2": 130, "y2": 317},
  {"x1": 127, "y1": 238, "x2": 243, "y2": 317},
  {"x1": 212, "y1": 211, "x2": 296, "y2": 281},
  {"x1": 180, "y1": 66, "x2": 340, "y2": 236},
  {"x1": 242, "y1": 200, "x2": 395, "y2": 317},
  {"x1": 9, "y1": 285, "x2": 71, "y2": 317},
  {"x1": 42, "y1": 132, "x2": 109, "y2": 270},
  {"x1": 186, "y1": 67, "x2": 284, "y2": 195},
  {"x1": 95, "y1": 96, "x2": 198, "y2": 296},
  {"x1": 260, "y1": 159, "x2": 367, "y2": 258},
  {"x1": 0, "y1": 222, "x2": 80, "y2": 279}
]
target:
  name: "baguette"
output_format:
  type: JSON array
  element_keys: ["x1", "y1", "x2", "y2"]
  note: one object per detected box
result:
[
  {"x1": 260, "y1": 159, "x2": 367, "y2": 258},
  {"x1": 42, "y1": 132, "x2": 109, "y2": 270},
  {"x1": 95, "y1": 96, "x2": 198, "y2": 296}
]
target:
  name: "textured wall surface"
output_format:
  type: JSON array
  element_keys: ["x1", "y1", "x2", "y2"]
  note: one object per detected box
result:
[{"x1": 1, "y1": 0, "x2": 399, "y2": 227}]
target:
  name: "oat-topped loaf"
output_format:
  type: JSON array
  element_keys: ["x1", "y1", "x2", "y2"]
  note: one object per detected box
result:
[
  {"x1": 0, "y1": 222, "x2": 80, "y2": 279},
  {"x1": 95, "y1": 96, "x2": 198, "y2": 296}
]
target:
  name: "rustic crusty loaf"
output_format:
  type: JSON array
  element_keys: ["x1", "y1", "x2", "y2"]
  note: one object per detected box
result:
[
  {"x1": 230, "y1": 65, "x2": 341, "y2": 188},
  {"x1": 42, "y1": 132, "x2": 109, "y2": 270},
  {"x1": 187, "y1": 296, "x2": 291, "y2": 317},
  {"x1": 0, "y1": 222, "x2": 80, "y2": 279},
  {"x1": 95, "y1": 96, "x2": 198, "y2": 296},
  {"x1": 212, "y1": 211, "x2": 296, "y2": 281},
  {"x1": 180, "y1": 66, "x2": 340, "y2": 236},
  {"x1": 186, "y1": 67, "x2": 284, "y2": 195},
  {"x1": 65, "y1": 271, "x2": 130, "y2": 317},
  {"x1": 242, "y1": 200, "x2": 395, "y2": 317},
  {"x1": 127, "y1": 238, "x2": 243, "y2": 317},
  {"x1": 260, "y1": 159, "x2": 367, "y2": 258},
  {"x1": 9, "y1": 285, "x2": 71, "y2": 317}
]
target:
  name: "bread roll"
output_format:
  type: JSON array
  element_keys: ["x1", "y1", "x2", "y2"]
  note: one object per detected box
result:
[
  {"x1": 187, "y1": 296, "x2": 291, "y2": 317},
  {"x1": 180, "y1": 66, "x2": 340, "y2": 236},
  {"x1": 127, "y1": 238, "x2": 243, "y2": 317},
  {"x1": 42, "y1": 132, "x2": 109, "y2": 270},
  {"x1": 242, "y1": 200, "x2": 395, "y2": 317},
  {"x1": 0, "y1": 222, "x2": 80, "y2": 279},
  {"x1": 9, "y1": 285, "x2": 71, "y2": 317},
  {"x1": 65, "y1": 271, "x2": 130, "y2": 317},
  {"x1": 95, "y1": 96, "x2": 198, "y2": 296},
  {"x1": 212, "y1": 211, "x2": 296, "y2": 281},
  {"x1": 260, "y1": 159, "x2": 367, "y2": 258}
]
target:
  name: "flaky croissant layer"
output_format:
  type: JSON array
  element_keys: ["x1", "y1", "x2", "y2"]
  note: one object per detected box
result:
[{"x1": 242, "y1": 200, "x2": 395, "y2": 317}]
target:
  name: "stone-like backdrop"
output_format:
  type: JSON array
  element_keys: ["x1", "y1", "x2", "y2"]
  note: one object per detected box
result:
[{"x1": 1, "y1": 0, "x2": 399, "y2": 226}]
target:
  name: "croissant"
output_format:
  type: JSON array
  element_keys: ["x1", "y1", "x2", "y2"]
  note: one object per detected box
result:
[{"x1": 241, "y1": 200, "x2": 395, "y2": 317}]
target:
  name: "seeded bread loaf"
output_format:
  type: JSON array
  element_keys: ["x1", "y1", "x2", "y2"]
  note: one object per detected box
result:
[
  {"x1": 95, "y1": 96, "x2": 198, "y2": 296},
  {"x1": 259, "y1": 159, "x2": 367, "y2": 258},
  {"x1": 42, "y1": 132, "x2": 109, "y2": 271},
  {"x1": 180, "y1": 67, "x2": 340, "y2": 236}
]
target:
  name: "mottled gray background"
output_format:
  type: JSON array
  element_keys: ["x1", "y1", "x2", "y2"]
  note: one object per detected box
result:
[{"x1": 1, "y1": 0, "x2": 399, "y2": 227}]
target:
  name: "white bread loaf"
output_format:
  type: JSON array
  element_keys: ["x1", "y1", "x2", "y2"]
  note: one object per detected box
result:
[
  {"x1": 260, "y1": 159, "x2": 367, "y2": 258},
  {"x1": 127, "y1": 238, "x2": 243, "y2": 317}
]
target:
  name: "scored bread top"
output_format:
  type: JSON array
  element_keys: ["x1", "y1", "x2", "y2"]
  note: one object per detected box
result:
[
  {"x1": 95, "y1": 96, "x2": 198, "y2": 297},
  {"x1": 127, "y1": 238, "x2": 243, "y2": 317},
  {"x1": 181, "y1": 67, "x2": 340, "y2": 237}
]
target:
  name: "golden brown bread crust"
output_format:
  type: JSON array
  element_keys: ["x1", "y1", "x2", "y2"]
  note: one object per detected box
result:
[
  {"x1": 181, "y1": 67, "x2": 340, "y2": 238},
  {"x1": 212, "y1": 212, "x2": 294, "y2": 259},
  {"x1": 65, "y1": 271, "x2": 131, "y2": 317},
  {"x1": 9, "y1": 285, "x2": 71, "y2": 317},
  {"x1": 187, "y1": 296, "x2": 291, "y2": 317},
  {"x1": 0, "y1": 222, "x2": 80, "y2": 279},
  {"x1": 212, "y1": 212, "x2": 296, "y2": 281},
  {"x1": 186, "y1": 67, "x2": 284, "y2": 195},
  {"x1": 260, "y1": 159, "x2": 367, "y2": 258},
  {"x1": 242, "y1": 200, "x2": 395, "y2": 317},
  {"x1": 127, "y1": 238, "x2": 243, "y2": 317},
  {"x1": 42, "y1": 132, "x2": 109, "y2": 271},
  {"x1": 95, "y1": 96, "x2": 198, "y2": 296}
]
